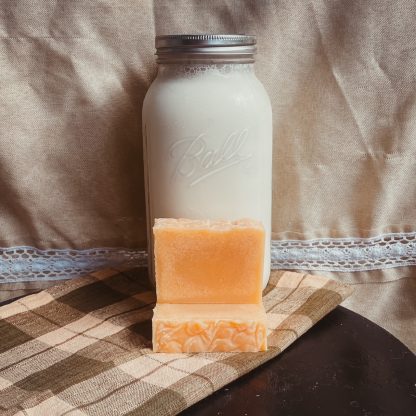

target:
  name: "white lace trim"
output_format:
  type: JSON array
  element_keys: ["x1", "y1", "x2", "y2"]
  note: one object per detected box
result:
[
  {"x1": 271, "y1": 232, "x2": 416, "y2": 272},
  {"x1": 0, "y1": 232, "x2": 415, "y2": 283},
  {"x1": 0, "y1": 247, "x2": 147, "y2": 283}
]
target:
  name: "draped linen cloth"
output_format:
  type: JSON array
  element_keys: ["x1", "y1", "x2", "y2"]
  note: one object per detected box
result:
[
  {"x1": 0, "y1": 268, "x2": 352, "y2": 416},
  {"x1": 0, "y1": 1, "x2": 415, "y2": 351}
]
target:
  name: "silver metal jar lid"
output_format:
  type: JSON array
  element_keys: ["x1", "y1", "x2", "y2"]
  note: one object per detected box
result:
[{"x1": 155, "y1": 34, "x2": 256, "y2": 62}]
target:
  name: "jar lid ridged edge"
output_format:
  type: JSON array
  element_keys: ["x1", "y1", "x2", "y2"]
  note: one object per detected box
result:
[{"x1": 156, "y1": 34, "x2": 256, "y2": 49}]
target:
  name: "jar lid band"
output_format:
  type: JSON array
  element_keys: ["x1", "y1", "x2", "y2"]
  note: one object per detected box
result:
[{"x1": 155, "y1": 34, "x2": 256, "y2": 62}]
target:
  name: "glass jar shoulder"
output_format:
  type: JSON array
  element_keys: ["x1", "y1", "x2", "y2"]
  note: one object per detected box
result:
[{"x1": 143, "y1": 64, "x2": 271, "y2": 115}]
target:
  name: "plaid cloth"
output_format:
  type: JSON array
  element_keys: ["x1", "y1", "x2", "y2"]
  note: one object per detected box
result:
[{"x1": 0, "y1": 268, "x2": 353, "y2": 416}]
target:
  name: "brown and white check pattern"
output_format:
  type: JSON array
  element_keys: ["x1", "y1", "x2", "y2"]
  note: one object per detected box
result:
[{"x1": 0, "y1": 268, "x2": 353, "y2": 416}]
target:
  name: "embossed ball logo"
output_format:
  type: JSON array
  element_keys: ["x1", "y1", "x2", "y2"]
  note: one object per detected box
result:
[{"x1": 169, "y1": 129, "x2": 253, "y2": 187}]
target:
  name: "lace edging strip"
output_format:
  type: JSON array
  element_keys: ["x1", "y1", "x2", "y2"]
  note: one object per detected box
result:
[
  {"x1": 271, "y1": 232, "x2": 416, "y2": 271},
  {"x1": 0, "y1": 232, "x2": 415, "y2": 282}
]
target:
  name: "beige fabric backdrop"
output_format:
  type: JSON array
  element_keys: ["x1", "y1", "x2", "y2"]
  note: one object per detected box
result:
[{"x1": 0, "y1": 1, "x2": 415, "y2": 350}]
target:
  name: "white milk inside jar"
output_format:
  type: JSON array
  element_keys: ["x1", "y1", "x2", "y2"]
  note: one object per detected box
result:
[{"x1": 143, "y1": 34, "x2": 272, "y2": 288}]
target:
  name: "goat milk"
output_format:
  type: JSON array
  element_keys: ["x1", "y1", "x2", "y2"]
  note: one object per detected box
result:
[{"x1": 142, "y1": 35, "x2": 273, "y2": 288}]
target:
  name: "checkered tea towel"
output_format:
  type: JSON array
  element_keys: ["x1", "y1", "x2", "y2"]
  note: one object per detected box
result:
[{"x1": 0, "y1": 268, "x2": 353, "y2": 416}]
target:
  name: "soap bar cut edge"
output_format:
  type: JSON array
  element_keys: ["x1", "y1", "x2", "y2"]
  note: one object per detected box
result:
[{"x1": 153, "y1": 217, "x2": 265, "y2": 304}]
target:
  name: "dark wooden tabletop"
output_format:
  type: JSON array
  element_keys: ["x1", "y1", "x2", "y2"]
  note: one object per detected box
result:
[{"x1": 182, "y1": 306, "x2": 416, "y2": 416}]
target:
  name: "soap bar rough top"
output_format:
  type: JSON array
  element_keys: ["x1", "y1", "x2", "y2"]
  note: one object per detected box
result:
[
  {"x1": 153, "y1": 218, "x2": 265, "y2": 304},
  {"x1": 153, "y1": 303, "x2": 267, "y2": 353}
]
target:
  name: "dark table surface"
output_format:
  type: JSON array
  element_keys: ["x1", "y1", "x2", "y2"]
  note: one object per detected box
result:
[{"x1": 182, "y1": 306, "x2": 416, "y2": 416}]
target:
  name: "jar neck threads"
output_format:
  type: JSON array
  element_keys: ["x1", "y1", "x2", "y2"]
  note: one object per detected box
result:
[{"x1": 157, "y1": 63, "x2": 255, "y2": 77}]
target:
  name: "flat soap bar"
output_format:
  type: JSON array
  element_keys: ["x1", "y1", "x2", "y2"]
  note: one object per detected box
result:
[
  {"x1": 152, "y1": 303, "x2": 267, "y2": 353},
  {"x1": 153, "y1": 218, "x2": 265, "y2": 304}
]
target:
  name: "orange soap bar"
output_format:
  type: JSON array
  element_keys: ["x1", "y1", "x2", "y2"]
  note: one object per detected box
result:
[
  {"x1": 153, "y1": 218, "x2": 265, "y2": 304},
  {"x1": 152, "y1": 303, "x2": 267, "y2": 353}
]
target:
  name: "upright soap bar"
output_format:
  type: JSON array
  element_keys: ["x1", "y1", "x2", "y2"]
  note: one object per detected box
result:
[
  {"x1": 153, "y1": 218, "x2": 265, "y2": 304},
  {"x1": 153, "y1": 303, "x2": 267, "y2": 353}
]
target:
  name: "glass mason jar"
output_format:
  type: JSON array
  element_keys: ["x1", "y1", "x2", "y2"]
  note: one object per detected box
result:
[{"x1": 142, "y1": 34, "x2": 272, "y2": 288}]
